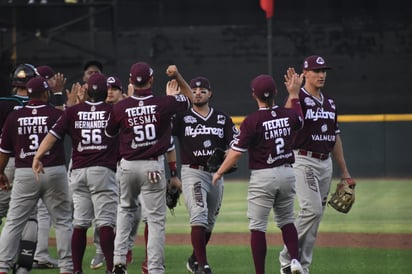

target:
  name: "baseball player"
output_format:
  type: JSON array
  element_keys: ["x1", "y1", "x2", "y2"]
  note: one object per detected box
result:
[
  {"x1": 0, "y1": 64, "x2": 34, "y2": 225},
  {"x1": 105, "y1": 62, "x2": 193, "y2": 274},
  {"x1": 0, "y1": 76, "x2": 73, "y2": 274},
  {"x1": 278, "y1": 56, "x2": 352, "y2": 274},
  {"x1": 32, "y1": 64, "x2": 67, "y2": 269},
  {"x1": 33, "y1": 73, "x2": 119, "y2": 274},
  {"x1": 212, "y1": 72, "x2": 304, "y2": 274},
  {"x1": 106, "y1": 75, "x2": 138, "y2": 267},
  {"x1": 171, "y1": 76, "x2": 238, "y2": 274},
  {"x1": 140, "y1": 143, "x2": 182, "y2": 274},
  {"x1": 0, "y1": 64, "x2": 41, "y2": 274}
]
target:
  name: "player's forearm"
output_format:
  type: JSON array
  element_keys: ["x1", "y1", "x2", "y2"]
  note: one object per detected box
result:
[
  {"x1": 216, "y1": 149, "x2": 242, "y2": 176},
  {"x1": 174, "y1": 72, "x2": 194, "y2": 102},
  {"x1": 34, "y1": 133, "x2": 58, "y2": 160},
  {"x1": 332, "y1": 135, "x2": 351, "y2": 178}
]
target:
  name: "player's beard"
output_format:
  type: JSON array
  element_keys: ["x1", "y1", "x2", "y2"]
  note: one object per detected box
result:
[{"x1": 193, "y1": 101, "x2": 208, "y2": 107}]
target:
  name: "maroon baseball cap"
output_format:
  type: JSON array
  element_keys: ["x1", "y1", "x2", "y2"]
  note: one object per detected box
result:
[
  {"x1": 107, "y1": 76, "x2": 123, "y2": 91},
  {"x1": 36, "y1": 65, "x2": 55, "y2": 79},
  {"x1": 129, "y1": 62, "x2": 153, "y2": 85},
  {"x1": 87, "y1": 73, "x2": 108, "y2": 93},
  {"x1": 251, "y1": 74, "x2": 277, "y2": 100},
  {"x1": 303, "y1": 55, "x2": 331, "y2": 70},
  {"x1": 26, "y1": 77, "x2": 50, "y2": 95},
  {"x1": 190, "y1": 76, "x2": 211, "y2": 90}
]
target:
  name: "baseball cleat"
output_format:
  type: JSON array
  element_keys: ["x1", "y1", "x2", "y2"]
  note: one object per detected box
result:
[
  {"x1": 113, "y1": 264, "x2": 127, "y2": 274},
  {"x1": 280, "y1": 265, "x2": 292, "y2": 274},
  {"x1": 186, "y1": 256, "x2": 198, "y2": 273},
  {"x1": 90, "y1": 253, "x2": 105, "y2": 269},
  {"x1": 195, "y1": 264, "x2": 213, "y2": 274},
  {"x1": 32, "y1": 259, "x2": 58, "y2": 269},
  {"x1": 290, "y1": 259, "x2": 303, "y2": 274}
]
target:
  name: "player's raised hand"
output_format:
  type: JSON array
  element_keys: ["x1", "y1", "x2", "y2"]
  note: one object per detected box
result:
[
  {"x1": 66, "y1": 82, "x2": 82, "y2": 107},
  {"x1": 284, "y1": 67, "x2": 304, "y2": 98},
  {"x1": 166, "y1": 65, "x2": 178, "y2": 78},
  {"x1": 52, "y1": 72, "x2": 67, "y2": 94},
  {"x1": 166, "y1": 79, "x2": 180, "y2": 96},
  {"x1": 32, "y1": 158, "x2": 45, "y2": 182}
]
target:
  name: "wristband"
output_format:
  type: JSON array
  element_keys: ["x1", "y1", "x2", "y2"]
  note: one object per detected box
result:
[{"x1": 168, "y1": 161, "x2": 178, "y2": 177}]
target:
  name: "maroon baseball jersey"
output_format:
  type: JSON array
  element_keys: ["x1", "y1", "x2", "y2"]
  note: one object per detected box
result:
[
  {"x1": 105, "y1": 93, "x2": 190, "y2": 160},
  {"x1": 172, "y1": 107, "x2": 238, "y2": 165},
  {"x1": 50, "y1": 101, "x2": 118, "y2": 171},
  {"x1": 232, "y1": 106, "x2": 303, "y2": 169},
  {"x1": 292, "y1": 87, "x2": 340, "y2": 154},
  {"x1": 0, "y1": 100, "x2": 65, "y2": 168}
]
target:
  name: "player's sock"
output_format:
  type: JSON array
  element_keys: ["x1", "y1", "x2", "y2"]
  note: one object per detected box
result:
[
  {"x1": 250, "y1": 230, "x2": 266, "y2": 274},
  {"x1": 191, "y1": 226, "x2": 207, "y2": 266},
  {"x1": 281, "y1": 223, "x2": 299, "y2": 260},
  {"x1": 72, "y1": 227, "x2": 87, "y2": 272},
  {"x1": 99, "y1": 226, "x2": 115, "y2": 272}
]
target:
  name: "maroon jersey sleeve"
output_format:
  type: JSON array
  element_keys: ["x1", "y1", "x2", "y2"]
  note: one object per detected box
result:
[
  {"x1": 106, "y1": 94, "x2": 190, "y2": 160},
  {"x1": 0, "y1": 103, "x2": 65, "y2": 168},
  {"x1": 292, "y1": 88, "x2": 339, "y2": 154},
  {"x1": 51, "y1": 101, "x2": 118, "y2": 171},
  {"x1": 232, "y1": 106, "x2": 302, "y2": 169}
]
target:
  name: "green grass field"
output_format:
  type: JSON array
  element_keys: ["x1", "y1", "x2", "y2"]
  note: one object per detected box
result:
[{"x1": 4, "y1": 178, "x2": 412, "y2": 273}]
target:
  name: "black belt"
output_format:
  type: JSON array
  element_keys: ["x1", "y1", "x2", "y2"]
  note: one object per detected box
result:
[{"x1": 297, "y1": 149, "x2": 329, "y2": 160}]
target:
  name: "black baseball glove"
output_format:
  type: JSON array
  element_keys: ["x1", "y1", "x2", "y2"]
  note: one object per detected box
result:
[
  {"x1": 206, "y1": 147, "x2": 238, "y2": 174},
  {"x1": 166, "y1": 180, "x2": 181, "y2": 215}
]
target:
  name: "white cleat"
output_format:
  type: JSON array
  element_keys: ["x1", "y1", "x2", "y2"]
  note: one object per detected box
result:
[{"x1": 290, "y1": 259, "x2": 304, "y2": 274}]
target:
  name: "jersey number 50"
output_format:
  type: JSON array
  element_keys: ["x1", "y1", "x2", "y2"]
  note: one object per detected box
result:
[{"x1": 133, "y1": 124, "x2": 156, "y2": 142}]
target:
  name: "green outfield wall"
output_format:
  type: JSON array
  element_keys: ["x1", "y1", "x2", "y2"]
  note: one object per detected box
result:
[{"x1": 225, "y1": 114, "x2": 412, "y2": 179}]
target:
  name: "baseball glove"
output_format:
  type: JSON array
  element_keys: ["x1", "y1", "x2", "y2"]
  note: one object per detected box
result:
[
  {"x1": 206, "y1": 148, "x2": 238, "y2": 174},
  {"x1": 166, "y1": 180, "x2": 181, "y2": 215},
  {"x1": 328, "y1": 178, "x2": 356, "y2": 214}
]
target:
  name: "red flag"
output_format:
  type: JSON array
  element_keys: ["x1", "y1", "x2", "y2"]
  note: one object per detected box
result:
[{"x1": 260, "y1": 0, "x2": 274, "y2": 18}]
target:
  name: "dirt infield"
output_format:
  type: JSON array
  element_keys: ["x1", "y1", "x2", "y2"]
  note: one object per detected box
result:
[
  {"x1": 160, "y1": 232, "x2": 412, "y2": 249},
  {"x1": 54, "y1": 232, "x2": 411, "y2": 249}
]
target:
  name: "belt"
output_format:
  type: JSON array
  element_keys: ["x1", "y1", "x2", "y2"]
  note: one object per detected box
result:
[
  {"x1": 297, "y1": 149, "x2": 329, "y2": 160},
  {"x1": 142, "y1": 156, "x2": 158, "y2": 161},
  {"x1": 189, "y1": 164, "x2": 211, "y2": 172}
]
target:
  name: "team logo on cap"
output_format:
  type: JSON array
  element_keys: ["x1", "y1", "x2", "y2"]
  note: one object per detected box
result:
[
  {"x1": 195, "y1": 81, "x2": 202, "y2": 87},
  {"x1": 304, "y1": 61, "x2": 309, "y2": 69},
  {"x1": 92, "y1": 84, "x2": 98, "y2": 90},
  {"x1": 107, "y1": 77, "x2": 116, "y2": 84},
  {"x1": 316, "y1": 57, "x2": 325, "y2": 65}
]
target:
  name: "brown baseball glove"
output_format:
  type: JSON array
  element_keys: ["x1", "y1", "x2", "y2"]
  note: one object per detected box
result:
[
  {"x1": 328, "y1": 178, "x2": 356, "y2": 214},
  {"x1": 166, "y1": 180, "x2": 181, "y2": 215}
]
